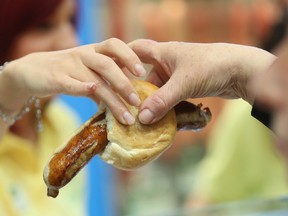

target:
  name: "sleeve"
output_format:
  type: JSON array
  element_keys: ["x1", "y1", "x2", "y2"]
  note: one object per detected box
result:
[{"x1": 251, "y1": 103, "x2": 272, "y2": 128}]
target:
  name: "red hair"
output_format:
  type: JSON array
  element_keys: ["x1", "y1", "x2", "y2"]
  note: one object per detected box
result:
[{"x1": 0, "y1": 0, "x2": 65, "y2": 64}]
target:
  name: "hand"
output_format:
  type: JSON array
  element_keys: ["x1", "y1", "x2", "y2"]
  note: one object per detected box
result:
[
  {"x1": 0, "y1": 38, "x2": 147, "y2": 125},
  {"x1": 129, "y1": 39, "x2": 275, "y2": 124}
]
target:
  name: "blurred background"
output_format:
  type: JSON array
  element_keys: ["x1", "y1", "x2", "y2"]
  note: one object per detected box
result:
[{"x1": 65, "y1": 0, "x2": 288, "y2": 215}]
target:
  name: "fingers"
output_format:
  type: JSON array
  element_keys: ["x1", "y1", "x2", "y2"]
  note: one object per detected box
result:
[
  {"x1": 72, "y1": 40, "x2": 148, "y2": 125},
  {"x1": 129, "y1": 39, "x2": 171, "y2": 86},
  {"x1": 97, "y1": 38, "x2": 147, "y2": 77},
  {"x1": 63, "y1": 39, "x2": 167, "y2": 125},
  {"x1": 65, "y1": 70, "x2": 136, "y2": 125},
  {"x1": 82, "y1": 52, "x2": 141, "y2": 108},
  {"x1": 130, "y1": 39, "x2": 185, "y2": 124},
  {"x1": 55, "y1": 78, "x2": 97, "y2": 96},
  {"x1": 138, "y1": 76, "x2": 184, "y2": 124},
  {"x1": 89, "y1": 83, "x2": 136, "y2": 125}
]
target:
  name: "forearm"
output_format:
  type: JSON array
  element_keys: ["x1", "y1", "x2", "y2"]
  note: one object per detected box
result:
[
  {"x1": 128, "y1": 39, "x2": 278, "y2": 125},
  {"x1": 230, "y1": 44, "x2": 277, "y2": 105},
  {"x1": 223, "y1": 44, "x2": 276, "y2": 129}
]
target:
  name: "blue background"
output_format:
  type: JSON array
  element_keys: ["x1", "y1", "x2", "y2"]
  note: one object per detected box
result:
[{"x1": 60, "y1": 0, "x2": 116, "y2": 215}]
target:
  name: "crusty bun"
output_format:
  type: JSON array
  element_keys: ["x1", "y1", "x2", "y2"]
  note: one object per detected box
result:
[{"x1": 100, "y1": 80, "x2": 177, "y2": 170}]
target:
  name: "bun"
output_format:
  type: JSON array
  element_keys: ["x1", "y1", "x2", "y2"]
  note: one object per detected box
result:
[{"x1": 100, "y1": 80, "x2": 177, "y2": 170}]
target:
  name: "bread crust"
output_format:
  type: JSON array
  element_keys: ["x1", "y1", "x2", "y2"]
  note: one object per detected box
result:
[
  {"x1": 100, "y1": 80, "x2": 177, "y2": 170},
  {"x1": 44, "y1": 80, "x2": 178, "y2": 197}
]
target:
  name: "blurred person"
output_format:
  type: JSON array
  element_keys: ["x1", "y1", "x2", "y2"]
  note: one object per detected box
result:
[
  {"x1": 126, "y1": 36, "x2": 288, "y2": 212},
  {"x1": 0, "y1": 0, "x2": 146, "y2": 215},
  {"x1": 115, "y1": 1, "x2": 225, "y2": 215},
  {"x1": 128, "y1": 32, "x2": 288, "y2": 143},
  {"x1": 186, "y1": 99, "x2": 288, "y2": 207},
  {"x1": 127, "y1": 4, "x2": 288, "y2": 206},
  {"x1": 186, "y1": 2, "x2": 288, "y2": 207},
  {"x1": 117, "y1": 1, "x2": 282, "y2": 215}
]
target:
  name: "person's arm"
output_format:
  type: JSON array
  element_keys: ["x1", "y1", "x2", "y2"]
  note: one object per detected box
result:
[
  {"x1": 130, "y1": 39, "x2": 288, "y2": 143},
  {"x1": 129, "y1": 39, "x2": 276, "y2": 124},
  {"x1": 0, "y1": 38, "x2": 147, "y2": 140},
  {"x1": 251, "y1": 104, "x2": 272, "y2": 128},
  {"x1": 250, "y1": 39, "x2": 288, "y2": 142}
]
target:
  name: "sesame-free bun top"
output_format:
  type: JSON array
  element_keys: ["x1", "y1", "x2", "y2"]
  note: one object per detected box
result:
[{"x1": 100, "y1": 80, "x2": 177, "y2": 170}]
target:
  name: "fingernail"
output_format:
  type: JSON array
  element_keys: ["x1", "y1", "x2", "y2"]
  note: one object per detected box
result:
[
  {"x1": 135, "y1": 63, "x2": 146, "y2": 77},
  {"x1": 129, "y1": 93, "x2": 141, "y2": 106},
  {"x1": 123, "y1": 111, "x2": 135, "y2": 125},
  {"x1": 139, "y1": 108, "x2": 155, "y2": 124}
]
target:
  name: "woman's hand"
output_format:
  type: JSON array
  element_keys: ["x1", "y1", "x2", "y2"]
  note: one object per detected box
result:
[
  {"x1": 0, "y1": 38, "x2": 146, "y2": 125},
  {"x1": 129, "y1": 39, "x2": 275, "y2": 124}
]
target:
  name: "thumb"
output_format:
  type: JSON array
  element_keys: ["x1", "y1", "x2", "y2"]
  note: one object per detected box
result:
[{"x1": 138, "y1": 79, "x2": 183, "y2": 124}]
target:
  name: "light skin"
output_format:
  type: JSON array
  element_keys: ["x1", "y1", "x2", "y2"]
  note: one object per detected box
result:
[
  {"x1": 129, "y1": 39, "x2": 276, "y2": 123},
  {"x1": 128, "y1": 39, "x2": 288, "y2": 143},
  {"x1": 0, "y1": 0, "x2": 146, "y2": 141},
  {"x1": 2, "y1": 0, "x2": 287, "y2": 144}
]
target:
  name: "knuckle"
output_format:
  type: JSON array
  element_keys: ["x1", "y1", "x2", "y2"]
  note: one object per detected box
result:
[
  {"x1": 109, "y1": 103, "x2": 127, "y2": 120},
  {"x1": 150, "y1": 93, "x2": 169, "y2": 111},
  {"x1": 105, "y1": 37, "x2": 122, "y2": 48},
  {"x1": 115, "y1": 80, "x2": 130, "y2": 92},
  {"x1": 50, "y1": 72, "x2": 64, "y2": 86},
  {"x1": 98, "y1": 56, "x2": 114, "y2": 69},
  {"x1": 120, "y1": 54, "x2": 132, "y2": 63},
  {"x1": 62, "y1": 81, "x2": 74, "y2": 92},
  {"x1": 93, "y1": 80, "x2": 105, "y2": 89},
  {"x1": 117, "y1": 106, "x2": 127, "y2": 116}
]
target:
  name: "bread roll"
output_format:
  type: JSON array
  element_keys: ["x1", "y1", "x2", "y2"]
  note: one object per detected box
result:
[{"x1": 100, "y1": 80, "x2": 177, "y2": 170}]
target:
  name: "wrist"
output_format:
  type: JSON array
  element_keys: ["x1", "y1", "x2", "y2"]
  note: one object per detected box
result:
[
  {"x1": 0, "y1": 61, "x2": 31, "y2": 114},
  {"x1": 233, "y1": 45, "x2": 276, "y2": 105},
  {"x1": 0, "y1": 61, "x2": 43, "y2": 131}
]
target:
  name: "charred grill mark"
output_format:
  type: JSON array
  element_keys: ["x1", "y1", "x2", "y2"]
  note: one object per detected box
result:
[
  {"x1": 46, "y1": 113, "x2": 108, "y2": 197},
  {"x1": 175, "y1": 101, "x2": 212, "y2": 131}
]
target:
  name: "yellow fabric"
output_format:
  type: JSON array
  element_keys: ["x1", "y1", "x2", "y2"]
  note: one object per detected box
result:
[
  {"x1": 0, "y1": 99, "x2": 87, "y2": 216},
  {"x1": 193, "y1": 99, "x2": 288, "y2": 204}
]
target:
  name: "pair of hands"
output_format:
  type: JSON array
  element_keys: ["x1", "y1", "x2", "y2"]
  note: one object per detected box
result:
[{"x1": 1, "y1": 38, "x2": 283, "y2": 138}]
